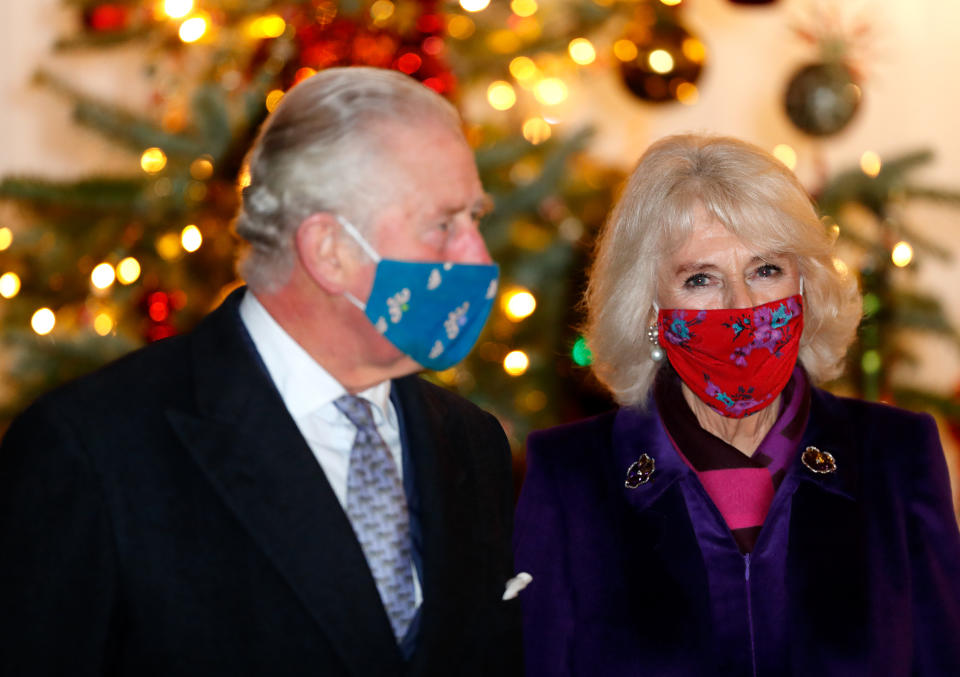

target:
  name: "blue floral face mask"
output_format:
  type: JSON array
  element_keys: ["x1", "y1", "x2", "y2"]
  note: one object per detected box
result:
[{"x1": 337, "y1": 216, "x2": 499, "y2": 371}]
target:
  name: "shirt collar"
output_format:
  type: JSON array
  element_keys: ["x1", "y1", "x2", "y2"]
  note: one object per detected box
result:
[{"x1": 238, "y1": 290, "x2": 396, "y2": 429}]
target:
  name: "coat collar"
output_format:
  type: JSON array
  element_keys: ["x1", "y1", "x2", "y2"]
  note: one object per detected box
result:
[
  {"x1": 790, "y1": 386, "x2": 861, "y2": 502},
  {"x1": 165, "y1": 288, "x2": 405, "y2": 675},
  {"x1": 612, "y1": 402, "x2": 695, "y2": 512}
]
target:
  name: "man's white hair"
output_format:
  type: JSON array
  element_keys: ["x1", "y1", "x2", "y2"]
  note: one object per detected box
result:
[{"x1": 233, "y1": 67, "x2": 462, "y2": 291}]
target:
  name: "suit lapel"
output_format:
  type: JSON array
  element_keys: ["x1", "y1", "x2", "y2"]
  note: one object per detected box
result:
[
  {"x1": 165, "y1": 290, "x2": 403, "y2": 675},
  {"x1": 391, "y1": 376, "x2": 476, "y2": 675}
]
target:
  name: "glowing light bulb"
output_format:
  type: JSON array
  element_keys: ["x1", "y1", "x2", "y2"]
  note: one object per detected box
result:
[
  {"x1": 116, "y1": 257, "x2": 141, "y2": 285},
  {"x1": 891, "y1": 241, "x2": 913, "y2": 267},
  {"x1": 0, "y1": 272, "x2": 21, "y2": 298},
  {"x1": 31, "y1": 308, "x2": 56, "y2": 336},
  {"x1": 648, "y1": 49, "x2": 674, "y2": 74},
  {"x1": 163, "y1": 0, "x2": 193, "y2": 19},
  {"x1": 533, "y1": 78, "x2": 568, "y2": 105},
  {"x1": 860, "y1": 151, "x2": 882, "y2": 177},
  {"x1": 0, "y1": 227, "x2": 12, "y2": 251},
  {"x1": 460, "y1": 0, "x2": 490, "y2": 11},
  {"x1": 140, "y1": 147, "x2": 167, "y2": 174},
  {"x1": 91, "y1": 262, "x2": 116, "y2": 290},
  {"x1": 179, "y1": 16, "x2": 208, "y2": 43},
  {"x1": 503, "y1": 350, "x2": 530, "y2": 376},
  {"x1": 181, "y1": 224, "x2": 203, "y2": 252},
  {"x1": 772, "y1": 144, "x2": 797, "y2": 170},
  {"x1": 503, "y1": 289, "x2": 537, "y2": 321},
  {"x1": 568, "y1": 38, "x2": 596, "y2": 65},
  {"x1": 94, "y1": 313, "x2": 114, "y2": 336},
  {"x1": 487, "y1": 80, "x2": 517, "y2": 111}
]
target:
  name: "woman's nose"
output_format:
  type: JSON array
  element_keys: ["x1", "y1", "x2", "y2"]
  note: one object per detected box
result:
[{"x1": 725, "y1": 281, "x2": 755, "y2": 309}]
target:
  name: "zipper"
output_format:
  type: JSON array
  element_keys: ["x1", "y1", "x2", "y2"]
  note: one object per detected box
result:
[{"x1": 744, "y1": 553, "x2": 757, "y2": 677}]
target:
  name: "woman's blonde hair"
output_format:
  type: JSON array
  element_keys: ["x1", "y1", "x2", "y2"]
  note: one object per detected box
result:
[{"x1": 585, "y1": 133, "x2": 861, "y2": 406}]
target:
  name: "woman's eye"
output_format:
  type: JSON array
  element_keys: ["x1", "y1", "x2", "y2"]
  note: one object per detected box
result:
[
  {"x1": 755, "y1": 264, "x2": 782, "y2": 279},
  {"x1": 683, "y1": 273, "x2": 710, "y2": 288}
]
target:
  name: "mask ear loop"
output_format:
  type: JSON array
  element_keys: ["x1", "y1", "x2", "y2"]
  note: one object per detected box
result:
[
  {"x1": 335, "y1": 215, "x2": 381, "y2": 311},
  {"x1": 336, "y1": 215, "x2": 382, "y2": 263}
]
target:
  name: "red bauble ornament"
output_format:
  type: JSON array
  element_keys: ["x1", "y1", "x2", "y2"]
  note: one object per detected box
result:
[{"x1": 83, "y1": 4, "x2": 130, "y2": 32}]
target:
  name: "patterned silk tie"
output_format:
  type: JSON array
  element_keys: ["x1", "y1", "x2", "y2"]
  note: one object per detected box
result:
[{"x1": 334, "y1": 394, "x2": 416, "y2": 642}]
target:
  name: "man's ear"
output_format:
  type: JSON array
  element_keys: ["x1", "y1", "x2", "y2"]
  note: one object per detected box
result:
[{"x1": 295, "y1": 212, "x2": 354, "y2": 294}]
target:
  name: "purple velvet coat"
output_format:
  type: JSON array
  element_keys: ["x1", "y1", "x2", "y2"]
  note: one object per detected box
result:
[{"x1": 515, "y1": 387, "x2": 960, "y2": 676}]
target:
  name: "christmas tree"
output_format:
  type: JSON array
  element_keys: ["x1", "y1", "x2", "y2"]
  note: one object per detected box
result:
[{"x1": 1, "y1": 0, "x2": 958, "y2": 457}]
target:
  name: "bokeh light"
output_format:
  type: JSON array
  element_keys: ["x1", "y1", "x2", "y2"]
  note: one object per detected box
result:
[
  {"x1": 568, "y1": 38, "x2": 596, "y2": 65},
  {"x1": 891, "y1": 241, "x2": 913, "y2": 267},
  {"x1": 511, "y1": 0, "x2": 538, "y2": 17},
  {"x1": 163, "y1": 0, "x2": 193, "y2": 19},
  {"x1": 0, "y1": 272, "x2": 21, "y2": 299},
  {"x1": 460, "y1": 0, "x2": 490, "y2": 11},
  {"x1": 91, "y1": 262, "x2": 116, "y2": 290},
  {"x1": 446, "y1": 15, "x2": 475, "y2": 39},
  {"x1": 571, "y1": 335, "x2": 593, "y2": 366},
  {"x1": 522, "y1": 117, "x2": 552, "y2": 144},
  {"x1": 31, "y1": 308, "x2": 56, "y2": 336},
  {"x1": 190, "y1": 156, "x2": 214, "y2": 180},
  {"x1": 502, "y1": 289, "x2": 537, "y2": 320},
  {"x1": 179, "y1": 16, "x2": 208, "y2": 42},
  {"x1": 509, "y1": 56, "x2": 538, "y2": 83},
  {"x1": 860, "y1": 150, "x2": 882, "y2": 177},
  {"x1": 93, "y1": 313, "x2": 114, "y2": 336},
  {"x1": 0, "y1": 227, "x2": 12, "y2": 251},
  {"x1": 370, "y1": 0, "x2": 395, "y2": 22},
  {"x1": 648, "y1": 49, "x2": 675, "y2": 74},
  {"x1": 487, "y1": 80, "x2": 517, "y2": 110},
  {"x1": 533, "y1": 78, "x2": 568, "y2": 105},
  {"x1": 247, "y1": 14, "x2": 286, "y2": 39},
  {"x1": 503, "y1": 350, "x2": 530, "y2": 376},
  {"x1": 181, "y1": 225, "x2": 203, "y2": 252},
  {"x1": 140, "y1": 147, "x2": 167, "y2": 174},
  {"x1": 772, "y1": 144, "x2": 797, "y2": 170},
  {"x1": 116, "y1": 257, "x2": 141, "y2": 285},
  {"x1": 613, "y1": 39, "x2": 638, "y2": 62}
]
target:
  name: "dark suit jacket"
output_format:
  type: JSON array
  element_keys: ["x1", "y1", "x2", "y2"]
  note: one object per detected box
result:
[
  {"x1": 515, "y1": 387, "x2": 960, "y2": 676},
  {"x1": 0, "y1": 289, "x2": 521, "y2": 676}
]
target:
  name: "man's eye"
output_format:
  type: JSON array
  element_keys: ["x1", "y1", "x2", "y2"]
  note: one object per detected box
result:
[{"x1": 683, "y1": 273, "x2": 710, "y2": 288}]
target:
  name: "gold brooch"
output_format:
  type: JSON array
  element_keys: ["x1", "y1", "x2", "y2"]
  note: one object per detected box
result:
[
  {"x1": 801, "y1": 446, "x2": 837, "y2": 474},
  {"x1": 625, "y1": 453, "x2": 656, "y2": 488}
]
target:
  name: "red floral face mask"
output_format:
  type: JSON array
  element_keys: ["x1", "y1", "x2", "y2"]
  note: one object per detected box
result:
[{"x1": 657, "y1": 294, "x2": 803, "y2": 418}]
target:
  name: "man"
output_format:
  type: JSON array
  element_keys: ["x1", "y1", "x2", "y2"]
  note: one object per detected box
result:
[{"x1": 0, "y1": 67, "x2": 521, "y2": 676}]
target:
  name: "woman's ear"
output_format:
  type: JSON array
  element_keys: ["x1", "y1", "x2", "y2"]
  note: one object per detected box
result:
[{"x1": 295, "y1": 212, "x2": 353, "y2": 294}]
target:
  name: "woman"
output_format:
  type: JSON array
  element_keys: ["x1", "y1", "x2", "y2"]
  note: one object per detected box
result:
[{"x1": 514, "y1": 134, "x2": 960, "y2": 676}]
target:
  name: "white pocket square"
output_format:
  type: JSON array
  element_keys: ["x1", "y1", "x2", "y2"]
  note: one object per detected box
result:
[{"x1": 502, "y1": 572, "x2": 533, "y2": 600}]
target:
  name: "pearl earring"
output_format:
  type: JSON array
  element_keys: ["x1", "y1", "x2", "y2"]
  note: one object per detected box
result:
[{"x1": 647, "y1": 323, "x2": 664, "y2": 362}]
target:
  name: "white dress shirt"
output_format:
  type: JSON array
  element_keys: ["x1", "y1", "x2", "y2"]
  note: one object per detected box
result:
[{"x1": 238, "y1": 290, "x2": 422, "y2": 605}]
